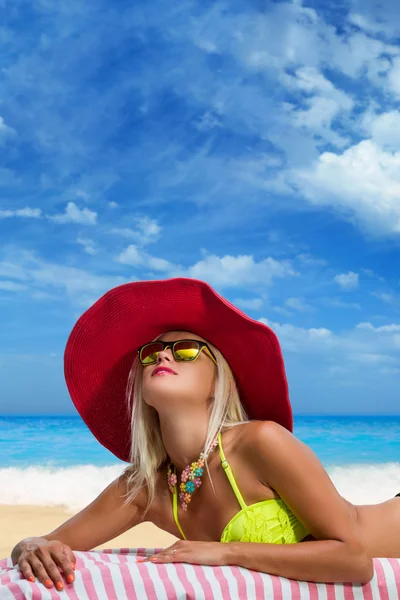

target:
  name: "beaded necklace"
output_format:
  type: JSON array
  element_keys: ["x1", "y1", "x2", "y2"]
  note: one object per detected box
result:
[{"x1": 167, "y1": 436, "x2": 219, "y2": 511}]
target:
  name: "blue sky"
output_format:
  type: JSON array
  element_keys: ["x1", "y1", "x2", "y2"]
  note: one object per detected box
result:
[{"x1": 1, "y1": 0, "x2": 400, "y2": 416}]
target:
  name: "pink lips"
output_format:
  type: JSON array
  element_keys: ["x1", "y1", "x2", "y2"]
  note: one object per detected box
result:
[{"x1": 152, "y1": 366, "x2": 177, "y2": 376}]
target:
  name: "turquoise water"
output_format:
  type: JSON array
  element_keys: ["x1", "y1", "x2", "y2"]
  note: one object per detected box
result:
[
  {"x1": 1, "y1": 415, "x2": 399, "y2": 510},
  {"x1": 1, "y1": 415, "x2": 399, "y2": 467}
]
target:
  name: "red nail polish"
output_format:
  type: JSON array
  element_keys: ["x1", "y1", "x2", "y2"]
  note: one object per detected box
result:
[
  {"x1": 28, "y1": 576, "x2": 35, "y2": 582},
  {"x1": 56, "y1": 582, "x2": 64, "y2": 591},
  {"x1": 45, "y1": 579, "x2": 52, "y2": 587},
  {"x1": 67, "y1": 574, "x2": 75, "y2": 583}
]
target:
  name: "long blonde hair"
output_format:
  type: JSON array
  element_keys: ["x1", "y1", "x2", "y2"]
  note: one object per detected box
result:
[{"x1": 120, "y1": 334, "x2": 248, "y2": 514}]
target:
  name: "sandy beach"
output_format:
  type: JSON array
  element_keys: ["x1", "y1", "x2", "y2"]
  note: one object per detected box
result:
[{"x1": 0, "y1": 505, "x2": 177, "y2": 559}]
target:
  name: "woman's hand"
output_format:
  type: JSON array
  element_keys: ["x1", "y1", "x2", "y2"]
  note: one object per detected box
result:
[
  {"x1": 11, "y1": 537, "x2": 76, "y2": 592},
  {"x1": 142, "y1": 540, "x2": 228, "y2": 566}
]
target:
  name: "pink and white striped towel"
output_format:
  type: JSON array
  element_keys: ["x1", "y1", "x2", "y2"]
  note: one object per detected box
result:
[{"x1": 1, "y1": 548, "x2": 399, "y2": 599}]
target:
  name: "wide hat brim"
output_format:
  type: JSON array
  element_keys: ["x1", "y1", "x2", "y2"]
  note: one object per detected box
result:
[{"x1": 64, "y1": 277, "x2": 292, "y2": 462}]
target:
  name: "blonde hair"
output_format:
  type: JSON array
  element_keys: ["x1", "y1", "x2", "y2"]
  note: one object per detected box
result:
[{"x1": 120, "y1": 334, "x2": 249, "y2": 514}]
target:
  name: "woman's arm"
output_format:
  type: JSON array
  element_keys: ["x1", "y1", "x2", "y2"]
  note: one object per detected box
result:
[
  {"x1": 224, "y1": 537, "x2": 371, "y2": 584},
  {"x1": 229, "y1": 421, "x2": 373, "y2": 583},
  {"x1": 11, "y1": 472, "x2": 147, "y2": 589},
  {"x1": 43, "y1": 472, "x2": 145, "y2": 551},
  {"x1": 149, "y1": 422, "x2": 373, "y2": 584}
]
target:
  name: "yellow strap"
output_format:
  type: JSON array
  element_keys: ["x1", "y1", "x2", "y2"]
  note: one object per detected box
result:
[
  {"x1": 172, "y1": 467, "x2": 187, "y2": 540},
  {"x1": 172, "y1": 432, "x2": 248, "y2": 538},
  {"x1": 218, "y1": 431, "x2": 247, "y2": 510}
]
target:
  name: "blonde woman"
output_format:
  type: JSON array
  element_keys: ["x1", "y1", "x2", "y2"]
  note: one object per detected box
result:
[{"x1": 11, "y1": 278, "x2": 400, "y2": 593}]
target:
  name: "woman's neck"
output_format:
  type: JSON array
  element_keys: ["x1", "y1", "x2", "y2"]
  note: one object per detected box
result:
[{"x1": 158, "y1": 407, "x2": 212, "y2": 472}]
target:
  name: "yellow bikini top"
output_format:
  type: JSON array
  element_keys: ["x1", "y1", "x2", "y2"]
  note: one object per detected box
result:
[{"x1": 172, "y1": 432, "x2": 309, "y2": 544}]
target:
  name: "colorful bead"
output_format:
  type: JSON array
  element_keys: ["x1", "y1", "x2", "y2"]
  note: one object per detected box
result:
[
  {"x1": 167, "y1": 435, "x2": 219, "y2": 511},
  {"x1": 185, "y1": 481, "x2": 195, "y2": 493}
]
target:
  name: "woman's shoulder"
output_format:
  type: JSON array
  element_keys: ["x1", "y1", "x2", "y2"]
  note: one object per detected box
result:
[
  {"x1": 223, "y1": 420, "x2": 292, "y2": 470},
  {"x1": 223, "y1": 419, "x2": 287, "y2": 449}
]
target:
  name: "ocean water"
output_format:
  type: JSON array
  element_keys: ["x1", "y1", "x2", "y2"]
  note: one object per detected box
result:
[{"x1": 1, "y1": 415, "x2": 399, "y2": 511}]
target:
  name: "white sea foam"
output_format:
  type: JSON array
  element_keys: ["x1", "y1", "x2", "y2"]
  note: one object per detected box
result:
[
  {"x1": 0, "y1": 464, "x2": 125, "y2": 511},
  {"x1": 1, "y1": 462, "x2": 400, "y2": 511}
]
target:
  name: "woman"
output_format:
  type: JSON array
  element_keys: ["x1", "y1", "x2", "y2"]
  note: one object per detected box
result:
[{"x1": 11, "y1": 278, "x2": 400, "y2": 593}]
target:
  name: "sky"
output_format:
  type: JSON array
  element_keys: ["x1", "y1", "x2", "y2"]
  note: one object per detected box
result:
[{"x1": 1, "y1": 0, "x2": 400, "y2": 416}]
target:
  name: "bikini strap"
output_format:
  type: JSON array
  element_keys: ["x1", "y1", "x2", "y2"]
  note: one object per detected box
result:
[
  {"x1": 172, "y1": 466, "x2": 187, "y2": 540},
  {"x1": 218, "y1": 431, "x2": 247, "y2": 510}
]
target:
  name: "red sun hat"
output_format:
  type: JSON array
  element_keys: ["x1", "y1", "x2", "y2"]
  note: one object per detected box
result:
[{"x1": 64, "y1": 277, "x2": 293, "y2": 462}]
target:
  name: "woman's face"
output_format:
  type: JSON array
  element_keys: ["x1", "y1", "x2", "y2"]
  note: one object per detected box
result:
[{"x1": 141, "y1": 331, "x2": 216, "y2": 411}]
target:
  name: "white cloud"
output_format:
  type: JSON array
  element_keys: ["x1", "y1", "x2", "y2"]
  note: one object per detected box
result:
[
  {"x1": 292, "y1": 140, "x2": 400, "y2": 236},
  {"x1": 0, "y1": 251, "x2": 127, "y2": 306},
  {"x1": 0, "y1": 207, "x2": 42, "y2": 219},
  {"x1": 356, "y1": 322, "x2": 400, "y2": 333},
  {"x1": 296, "y1": 253, "x2": 327, "y2": 267},
  {"x1": 116, "y1": 246, "x2": 297, "y2": 289},
  {"x1": 322, "y1": 297, "x2": 361, "y2": 310},
  {"x1": 111, "y1": 216, "x2": 161, "y2": 245},
  {"x1": 49, "y1": 202, "x2": 97, "y2": 225},
  {"x1": 76, "y1": 190, "x2": 90, "y2": 201},
  {"x1": 194, "y1": 111, "x2": 223, "y2": 131},
  {"x1": 282, "y1": 67, "x2": 354, "y2": 146},
  {"x1": 349, "y1": 352, "x2": 399, "y2": 365},
  {"x1": 234, "y1": 297, "x2": 263, "y2": 311},
  {"x1": 259, "y1": 316, "x2": 400, "y2": 371},
  {"x1": 137, "y1": 216, "x2": 161, "y2": 241},
  {"x1": 361, "y1": 268, "x2": 385, "y2": 282},
  {"x1": 372, "y1": 291, "x2": 395, "y2": 305},
  {"x1": 328, "y1": 31, "x2": 398, "y2": 82},
  {"x1": 76, "y1": 238, "x2": 97, "y2": 255},
  {"x1": 117, "y1": 245, "x2": 174, "y2": 272},
  {"x1": 334, "y1": 272, "x2": 359, "y2": 290},
  {"x1": 388, "y1": 56, "x2": 400, "y2": 98},
  {"x1": 285, "y1": 297, "x2": 313, "y2": 312},
  {"x1": 0, "y1": 280, "x2": 27, "y2": 291},
  {"x1": 271, "y1": 305, "x2": 293, "y2": 318},
  {"x1": 362, "y1": 110, "x2": 400, "y2": 150},
  {"x1": 108, "y1": 201, "x2": 118, "y2": 208},
  {"x1": 260, "y1": 317, "x2": 334, "y2": 353},
  {"x1": 348, "y1": 13, "x2": 391, "y2": 35},
  {"x1": 185, "y1": 254, "x2": 297, "y2": 288},
  {"x1": 0, "y1": 115, "x2": 16, "y2": 145}
]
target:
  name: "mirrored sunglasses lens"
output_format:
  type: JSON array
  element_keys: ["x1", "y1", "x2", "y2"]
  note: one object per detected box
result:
[
  {"x1": 174, "y1": 341, "x2": 201, "y2": 360},
  {"x1": 141, "y1": 342, "x2": 163, "y2": 364}
]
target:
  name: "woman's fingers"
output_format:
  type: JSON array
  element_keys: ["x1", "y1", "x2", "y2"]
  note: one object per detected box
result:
[
  {"x1": 51, "y1": 547, "x2": 76, "y2": 584},
  {"x1": 15, "y1": 538, "x2": 76, "y2": 591},
  {"x1": 23, "y1": 549, "x2": 74, "y2": 591},
  {"x1": 27, "y1": 553, "x2": 61, "y2": 589},
  {"x1": 18, "y1": 558, "x2": 36, "y2": 583},
  {"x1": 63, "y1": 545, "x2": 77, "y2": 570}
]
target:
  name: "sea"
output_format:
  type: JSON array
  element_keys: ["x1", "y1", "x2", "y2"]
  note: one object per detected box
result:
[{"x1": 1, "y1": 415, "x2": 400, "y2": 511}]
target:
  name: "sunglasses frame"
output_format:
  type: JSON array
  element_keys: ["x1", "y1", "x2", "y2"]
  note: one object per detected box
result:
[{"x1": 138, "y1": 338, "x2": 217, "y2": 366}]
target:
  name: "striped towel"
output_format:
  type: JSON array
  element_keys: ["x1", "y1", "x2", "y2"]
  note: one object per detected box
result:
[{"x1": 1, "y1": 548, "x2": 399, "y2": 599}]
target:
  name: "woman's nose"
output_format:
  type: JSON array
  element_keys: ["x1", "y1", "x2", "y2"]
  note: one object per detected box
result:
[{"x1": 157, "y1": 348, "x2": 173, "y2": 362}]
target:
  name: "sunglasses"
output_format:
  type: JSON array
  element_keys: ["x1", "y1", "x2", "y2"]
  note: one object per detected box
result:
[{"x1": 138, "y1": 339, "x2": 217, "y2": 366}]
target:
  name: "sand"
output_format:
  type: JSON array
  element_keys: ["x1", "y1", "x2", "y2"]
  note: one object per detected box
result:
[{"x1": 0, "y1": 505, "x2": 177, "y2": 559}]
